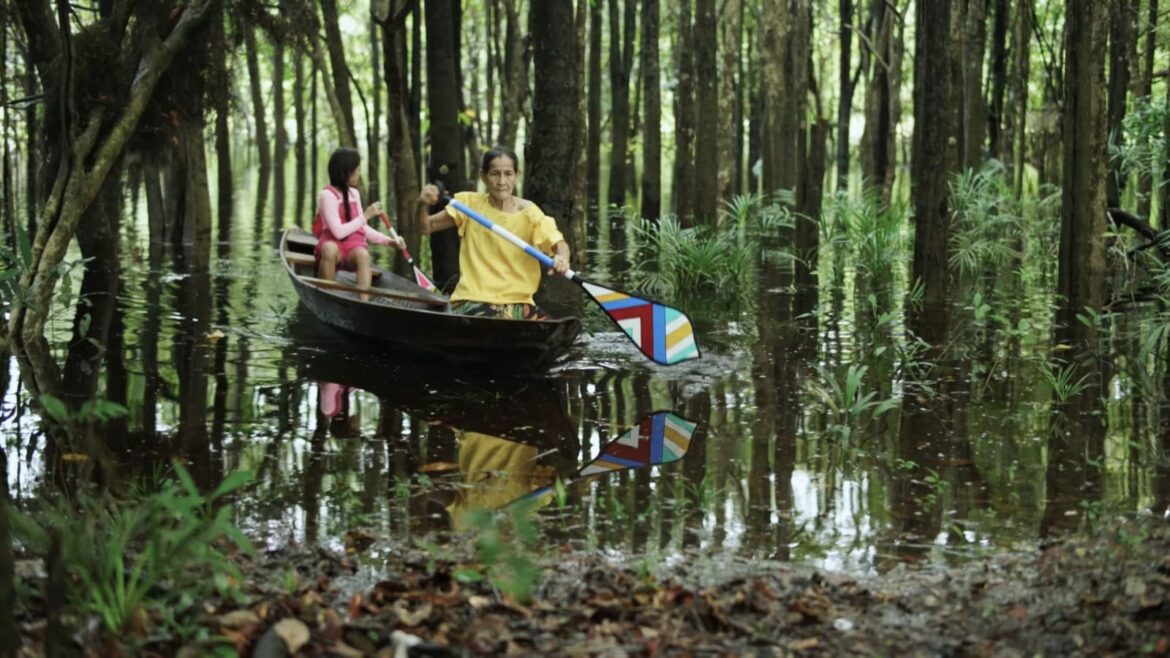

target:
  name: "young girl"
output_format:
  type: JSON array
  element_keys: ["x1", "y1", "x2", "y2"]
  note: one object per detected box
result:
[{"x1": 315, "y1": 147, "x2": 404, "y2": 293}]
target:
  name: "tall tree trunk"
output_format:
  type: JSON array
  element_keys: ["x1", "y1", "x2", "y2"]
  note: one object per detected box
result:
[
  {"x1": 380, "y1": 1, "x2": 421, "y2": 270},
  {"x1": 641, "y1": 0, "x2": 662, "y2": 221},
  {"x1": 674, "y1": 0, "x2": 697, "y2": 221},
  {"x1": 1057, "y1": 0, "x2": 1109, "y2": 351},
  {"x1": 369, "y1": 17, "x2": 382, "y2": 204},
  {"x1": 426, "y1": 0, "x2": 466, "y2": 292},
  {"x1": 607, "y1": 0, "x2": 635, "y2": 206},
  {"x1": 761, "y1": 0, "x2": 787, "y2": 196},
  {"x1": 168, "y1": 83, "x2": 213, "y2": 270},
  {"x1": 273, "y1": 19, "x2": 288, "y2": 236},
  {"x1": 211, "y1": 8, "x2": 232, "y2": 231},
  {"x1": 1, "y1": 7, "x2": 13, "y2": 244},
  {"x1": 294, "y1": 41, "x2": 307, "y2": 226},
  {"x1": 24, "y1": 44, "x2": 38, "y2": 239},
  {"x1": 781, "y1": 0, "x2": 811, "y2": 200},
  {"x1": 527, "y1": 0, "x2": 585, "y2": 269},
  {"x1": 961, "y1": 0, "x2": 989, "y2": 169},
  {"x1": 734, "y1": 0, "x2": 747, "y2": 195},
  {"x1": 496, "y1": 0, "x2": 528, "y2": 151},
  {"x1": 1008, "y1": 0, "x2": 1031, "y2": 196},
  {"x1": 320, "y1": 0, "x2": 357, "y2": 147},
  {"x1": 411, "y1": 0, "x2": 422, "y2": 168},
  {"x1": 1137, "y1": 0, "x2": 1157, "y2": 220},
  {"x1": 1106, "y1": 0, "x2": 1136, "y2": 208},
  {"x1": 748, "y1": 25, "x2": 762, "y2": 194},
  {"x1": 244, "y1": 23, "x2": 271, "y2": 174},
  {"x1": 987, "y1": 0, "x2": 1010, "y2": 160},
  {"x1": 587, "y1": 0, "x2": 602, "y2": 203},
  {"x1": 693, "y1": 0, "x2": 719, "y2": 221},
  {"x1": 910, "y1": 0, "x2": 957, "y2": 346},
  {"x1": 860, "y1": 0, "x2": 900, "y2": 201},
  {"x1": 837, "y1": 0, "x2": 857, "y2": 192}
]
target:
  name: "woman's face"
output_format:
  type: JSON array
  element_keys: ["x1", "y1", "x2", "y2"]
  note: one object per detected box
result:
[
  {"x1": 481, "y1": 156, "x2": 518, "y2": 200},
  {"x1": 346, "y1": 164, "x2": 362, "y2": 188}
]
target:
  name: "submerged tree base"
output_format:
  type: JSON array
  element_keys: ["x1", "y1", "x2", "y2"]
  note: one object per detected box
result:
[{"x1": 11, "y1": 515, "x2": 1170, "y2": 656}]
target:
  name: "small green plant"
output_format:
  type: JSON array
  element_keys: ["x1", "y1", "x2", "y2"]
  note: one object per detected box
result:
[
  {"x1": 10, "y1": 463, "x2": 254, "y2": 640},
  {"x1": 460, "y1": 504, "x2": 542, "y2": 604},
  {"x1": 1041, "y1": 360, "x2": 1094, "y2": 404},
  {"x1": 805, "y1": 363, "x2": 899, "y2": 443},
  {"x1": 630, "y1": 215, "x2": 755, "y2": 301}
]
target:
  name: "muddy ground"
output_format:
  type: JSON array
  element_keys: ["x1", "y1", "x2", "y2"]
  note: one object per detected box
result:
[{"x1": 15, "y1": 516, "x2": 1170, "y2": 657}]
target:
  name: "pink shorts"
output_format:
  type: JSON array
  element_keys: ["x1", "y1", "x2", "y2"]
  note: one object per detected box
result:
[{"x1": 314, "y1": 233, "x2": 368, "y2": 271}]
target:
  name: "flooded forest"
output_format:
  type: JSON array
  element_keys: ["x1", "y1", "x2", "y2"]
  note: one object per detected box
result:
[{"x1": 4, "y1": 0, "x2": 1170, "y2": 655}]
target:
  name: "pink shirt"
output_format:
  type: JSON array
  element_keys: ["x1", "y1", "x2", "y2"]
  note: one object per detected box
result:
[{"x1": 318, "y1": 186, "x2": 392, "y2": 245}]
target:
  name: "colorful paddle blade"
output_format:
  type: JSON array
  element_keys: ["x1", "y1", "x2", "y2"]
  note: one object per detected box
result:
[
  {"x1": 507, "y1": 411, "x2": 698, "y2": 509},
  {"x1": 580, "y1": 280, "x2": 700, "y2": 365},
  {"x1": 578, "y1": 412, "x2": 696, "y2": 476}
]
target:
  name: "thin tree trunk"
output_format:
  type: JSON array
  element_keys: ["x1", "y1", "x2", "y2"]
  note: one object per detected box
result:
[
  {"x1": 674, "y1": 0, "x2": 697, "y2": 221},
  {"x1": 1, "y1": 6, "x2": 12, "y2": 243},
  {"x1": 320, "y1": 0, "x2": 357, "y2": 147},
  {"x1": 244, "y1": 23, "x2": 271, "y2": 174},
  {"x1": 1058, "y1": 0, "x2": 1109, "y2": 350},
  {"x1": 294, "y1": 40, "x2": 307, "y2": 226},
  {"x1": 426, "y1": 0, "x2": 466, "y2": 291},
  {"x1": 987, "y1": 0, "x2": 1010, "y2": 160},
  {"x1": 748, "y1": 25, "x2": 762, "y2": 194},
  {"x1": 369, "y1": 17, "x2": 382, "y2": 203},
  {"x1": 24, "y1": 46, "x2": 38, "y2": 239},
  {"x1": 587, "y1": 0, "x2": 602, "y2": 203},
  {"x1": 1009, "y1": 0, "x2": 1031, "y2": 196},
  {"x1": 411, "y1": 0, "x2": 422, "y2": 168},
  {"x1": 211, "y1": 8, "x2": 232, "y2": 231},
  {"x1": 1106, "y1": 0, "x2": 1136, "y2": 208},
  {"x1": 961, "y1": 0, "x2": 989, "y2": 169},
  {"x1": 641, "y1": 0, "x2": 661, "y2": 221},
  {"x1": 380, "y1": 0, "x2": 421, "y2": 268},
  {"x1": 693, "y1": 0, "x2": 719, "y2": 221},
  {"x1": 734, "y1": 0, "x2": 746, "y2": 195},
  {"x1": 273, "y1": 16, "x2": 288, "y2": 235},
  {"x1": 1138, "y1": 0, "x2": 1157, "y2": 220},
  {"x1": 837, "y1": 0, "x2": 857, "y2": 192},
  {"x1": 761, "y1": 0, "x2": 787, "y2": 196},
  {"x1": 910, "y1": 0, "x2": 957, "y2": 346},
  {"x1": 497, "y1": 0, "x2": 528, "y2": 151},
  {"x1": 607, "y1": 0, "x2": 635, "y2": 206}
]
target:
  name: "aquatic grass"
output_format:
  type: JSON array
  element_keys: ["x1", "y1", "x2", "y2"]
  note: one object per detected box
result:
[
  {"x1": 1041, "y1": 360, "x2": 1094, "y2": 405},
  {"x1": 822, "y1": 189, "x2": 908, "y2": 281}
]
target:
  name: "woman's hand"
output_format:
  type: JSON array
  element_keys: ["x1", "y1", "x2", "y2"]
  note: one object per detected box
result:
[
  {"x1": 549, "y1": 254, "x2": 570, "y2": 276},
  {"x1": 394, "y1": 235, "x2": 406, "y2": 250},
  {"x1": 418, "y1": 184, "x2": 440, "y2": 206},
  {"x1": 363, "y1": 201, "x2": 382, "y2": 221}
]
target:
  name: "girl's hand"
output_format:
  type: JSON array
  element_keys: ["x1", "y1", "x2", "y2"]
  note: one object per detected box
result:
[
  {"x1": 418, "y1": 184, "x2": 440, "y2": 206},
  {"x1": 363, "y1": 201, "x2": 382, "y2": 220},
  {"x1": 394, "y1": 236, "x2": 406, "y2": 250}
]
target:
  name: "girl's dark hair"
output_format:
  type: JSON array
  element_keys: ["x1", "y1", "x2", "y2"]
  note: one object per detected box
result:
[
  {"x1": 480, "y1": 145, "x2": 520, "y2": 174},
  {"x1": 328, "y1": 147, "x2": 361, "y2": 224}
]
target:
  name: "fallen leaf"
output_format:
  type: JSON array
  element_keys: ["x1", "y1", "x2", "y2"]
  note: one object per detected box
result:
[
  {"x1": 347, "y1": 593, "x2": 364, "y2": 619},
  {"x1": 216, "y1": 609, "x2": 260, "y2": 629},
  {"x1": 61, "y1": 453, "x2": 89, "y2": 462},
  {"x1": 418, "y1": 461, "x2": 459, "y2": 473},
  {"x1": 329, "y1": 642, "x2": 365, "y2": 658},
  {"x1": 468, "y1": 595, "x2": 492, "y2": 610},
  {"x1": 321, "y1": 608, "x2": 345, "y2": 642},
  {"x1": 790, "y1": 637, "x2": 820, "y2": 651},
  {"x1": 273, "y1": 618, "x2": 311, "y2": 653},
  {"x1": 392, "y1": 600, "x2": 433, "y2": 627}
]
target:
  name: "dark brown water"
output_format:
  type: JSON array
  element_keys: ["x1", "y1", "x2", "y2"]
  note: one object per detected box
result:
[{"x1": 4, "y1": 177, "x2": 1166, "y2": 576}]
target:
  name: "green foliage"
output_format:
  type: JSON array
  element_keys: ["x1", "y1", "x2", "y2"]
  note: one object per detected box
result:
[
  {"x1": 948, "y1": 162, "x2": 1025, "y2": 283},
  {"x1": 37, "y1": 394, "x2": 128, "y2": 438},
  {"x1": 1041, "y1": 360, "x2": 1093, "y2": 405},
  {"x1": 630, "y1": 215, "x2": 755, "y2": 301},
  {"x1": 1111, "y1": 95, "x2": 1168, "y2": 191},
  {"x1": 804, "y1": 363, "x2": 899, "y2": 444},
  {"x1": 821, "y1": 189, "x2": 908, "y2": 281},
  {"x1": 460, "y1": 504, "x2": 542, "y2": 604},
  {"x1": 9, "y1": 463, "x2": 255, "y2": 640}
]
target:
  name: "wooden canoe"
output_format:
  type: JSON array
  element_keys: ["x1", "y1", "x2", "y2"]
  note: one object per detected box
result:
[{"x1": 280, "y1": 227, "x2": 582, "y2": 373}]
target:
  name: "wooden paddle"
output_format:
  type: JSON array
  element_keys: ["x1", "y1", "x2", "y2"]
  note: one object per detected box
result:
[
  {"x1": 444, "y1": 196, "x2": 700, "y2": 365},
  {"x1": 300, "y1": 276, "x2": 448, "y2": 307},
  {"x1": 379, "y1": 211, "x2": 438, "y2": 292},
  {"x1": 504, "y1": 411, "x2": 698, "y2": 510}
]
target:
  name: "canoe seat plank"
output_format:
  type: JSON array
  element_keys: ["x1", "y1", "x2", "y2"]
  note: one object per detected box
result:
[{"x1": 286, "y1": 252, "x2": 316, "y2": 266}]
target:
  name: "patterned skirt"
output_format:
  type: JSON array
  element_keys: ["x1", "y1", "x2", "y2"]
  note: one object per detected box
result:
[{"x1": 449, "y1": 300, "x2": 551, "y2": 320}]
